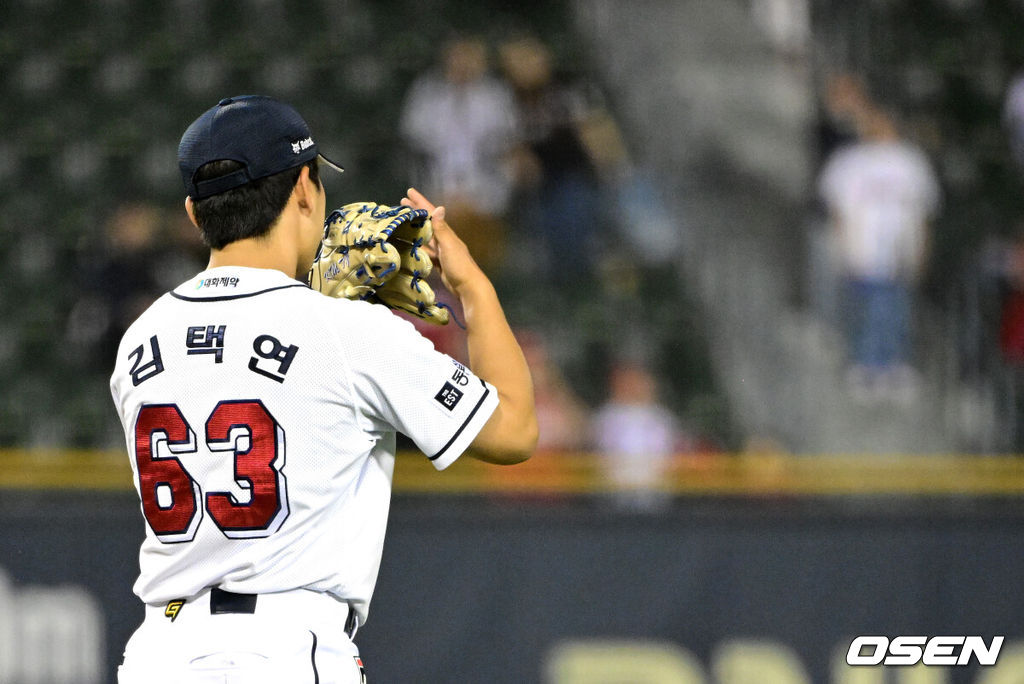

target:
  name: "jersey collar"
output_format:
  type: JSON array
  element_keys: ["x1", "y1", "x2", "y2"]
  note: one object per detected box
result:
[{"x1": 170, "y1": 266, "x2": 307, "y2": 302}]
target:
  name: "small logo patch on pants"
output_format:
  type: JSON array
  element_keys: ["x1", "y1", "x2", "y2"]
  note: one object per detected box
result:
[{"x1": 164, "y1": 599, "x2": 185, "y2": 622}]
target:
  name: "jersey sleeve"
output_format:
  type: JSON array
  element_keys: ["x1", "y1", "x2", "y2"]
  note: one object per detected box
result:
[{"x1": 340, "y1": 302, "x2": 499, "y2": 470}]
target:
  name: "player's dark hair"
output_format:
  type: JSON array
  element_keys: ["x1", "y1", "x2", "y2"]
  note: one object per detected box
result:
[{"x1": 190, "y1": 159, "x2": 320, "y2": 250}]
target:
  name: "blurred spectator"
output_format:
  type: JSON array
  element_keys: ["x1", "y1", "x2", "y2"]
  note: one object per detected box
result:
[
  {"x1": 65, "y1": 202, "x2": 205, "y2": 369},
  {"x1": 750, "y1": 0, "x2": 811, "y2": 58},
  {"x1": 154, "y1": 209, "x2": 208, "y2": 290},
  {"x1": 980, "y1": 228, "x2": 1024, "y2": 449},
  {"x1": 499, "y1": 35, "x2": 608, "y2": 288},
  {"x1": 476, "y1": 330, "x2": 588, "y2": 501},
  {"x1": 818, "y1": 105, "x2": 941, "y2": 401},
  {"x1": 399, "y1": 36, "x2": 519, "y2": 273},
  {"x1": 65, "y1": 203, "x2": 166, "y2": 368},
  {"x1": 573, "y1": 102, "x2": 684, "y2": 278},
  {"x1": 607, "y1": 161, "x2": 685, "y2": 282},
  {"x1": 807, "y1": 72, "x2": 874, "y2": 328},
  {"x1": 994, "y1": 228, "x2": 1024, "y2": 365},
  {"x1": 1004, "y1": 71, "x2": 1024, "y2": 172},
  {"x1": 519, "y1": 331, "x2": 589, "y2": 453},
  {"x1": 815, "y1": 71, "x2": 873, "y2": 169},
  {"x1": 591, "y1": 360, "x2": 693, "y2": 511}
]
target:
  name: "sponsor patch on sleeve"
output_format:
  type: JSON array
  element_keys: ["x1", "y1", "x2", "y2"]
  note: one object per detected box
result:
[{"x1": 434, "y1": 382, "x2": 464, "y2": 411}]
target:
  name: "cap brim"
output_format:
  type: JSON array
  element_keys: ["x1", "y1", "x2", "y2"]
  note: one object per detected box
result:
[{"x1": 318, "y1": 153, "x2": 344, "y2": 174}]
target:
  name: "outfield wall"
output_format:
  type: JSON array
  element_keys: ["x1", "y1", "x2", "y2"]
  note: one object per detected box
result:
[{"x1": 2, "y1": 477, "x2": 1023, "y2": 683}]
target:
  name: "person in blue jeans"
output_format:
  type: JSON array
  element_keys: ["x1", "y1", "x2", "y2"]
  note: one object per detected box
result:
[{"x1": 818, "y1": 104, "x2": 941, "y2": 400}]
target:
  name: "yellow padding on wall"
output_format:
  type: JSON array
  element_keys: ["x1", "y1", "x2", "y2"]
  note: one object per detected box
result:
[{"x1": 4, "y1": 449, "x2": 1024, "y2": 496}]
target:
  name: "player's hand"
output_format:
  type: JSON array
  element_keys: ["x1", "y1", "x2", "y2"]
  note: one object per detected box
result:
[{"x1": 400, "y1": 188, "x2": 488, "y2": 298}]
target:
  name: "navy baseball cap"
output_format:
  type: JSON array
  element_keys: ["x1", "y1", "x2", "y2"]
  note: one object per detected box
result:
[{"x1": 178, "y1": 95, "x2": 344, "y2": 200}]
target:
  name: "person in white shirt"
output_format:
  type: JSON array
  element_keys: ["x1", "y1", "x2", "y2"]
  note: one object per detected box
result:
[
  {"x1": 592, "y1": 360, "x2": 688, "y2": 511},
  {"x1": 818, "y1": 105, "x2": 941, "y2": 397},
  {"x1": 399, "y1": 37, "x2": 519, "y2": 218},
  {"x1": 110, "y1": 95, "x2": 537, "y2": 684},
  {"x1": 398, "y1": 37, "x2": 520, "y2": 274}
]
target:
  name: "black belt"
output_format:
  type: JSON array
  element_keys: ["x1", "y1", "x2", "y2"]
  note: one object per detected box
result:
[
  {"x1": 210, "y1": 587, "x2": 257, "y2": 614},
  {"x1": 208, "y1": 587, "x2": 359, "y2": 637}
]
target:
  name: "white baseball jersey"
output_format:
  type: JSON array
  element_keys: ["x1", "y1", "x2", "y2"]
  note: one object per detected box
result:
[{"x1": 109, "y1": 265, "x2": 498, "y2": 624}]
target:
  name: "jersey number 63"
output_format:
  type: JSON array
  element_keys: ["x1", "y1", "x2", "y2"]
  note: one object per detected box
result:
[{"x1": 133, "y1": 400, "x2": 289, "y2": 543}]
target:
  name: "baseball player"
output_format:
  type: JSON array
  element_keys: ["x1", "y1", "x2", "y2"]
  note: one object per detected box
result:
[{"x1": 109, "y1": 95, "x2": 537, "y2": 683}]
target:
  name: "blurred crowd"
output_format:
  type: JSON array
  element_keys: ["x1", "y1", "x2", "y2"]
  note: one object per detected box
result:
[
  {"x1": 397, "y1": 34, "x2": 682, "y2": 302},
  {"x1": 393, "y1": 34, "x2": 706, "y2": 506},
  {"x1": 16, "y1": 0, "x2": 1024, "y2": 484}
]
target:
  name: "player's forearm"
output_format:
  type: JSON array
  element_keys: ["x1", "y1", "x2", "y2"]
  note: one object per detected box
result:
[
  {"x1": 459, "y1": 277, "x2": 538, "y2": 463},
  {"x1": 396, "y1": 188, "x2": 537, "y2": 461}
]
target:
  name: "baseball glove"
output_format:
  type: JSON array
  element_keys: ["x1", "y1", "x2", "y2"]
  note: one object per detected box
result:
[{"x1": 308, "y1": 202, "x2": 450, "y2": 325}]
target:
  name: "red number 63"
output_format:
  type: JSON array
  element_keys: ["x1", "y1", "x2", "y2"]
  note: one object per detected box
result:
[{"x1": 133, "y1": 400, "x2": 289, "y2": 543}]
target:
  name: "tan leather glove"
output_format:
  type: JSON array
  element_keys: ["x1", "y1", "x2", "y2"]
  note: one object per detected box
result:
[{"x1": 308, "y1": 202, "x2": 450, "y2": 325}]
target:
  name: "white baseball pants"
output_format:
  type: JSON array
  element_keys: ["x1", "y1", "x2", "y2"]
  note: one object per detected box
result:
[{"x1": 117, "y1": 588, "x2": 366, "y2": 684}]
